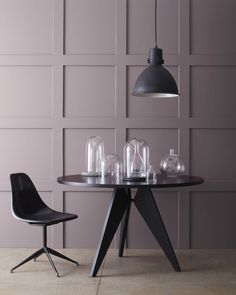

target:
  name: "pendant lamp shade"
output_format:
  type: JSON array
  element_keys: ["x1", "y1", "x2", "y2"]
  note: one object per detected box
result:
[
  {"x1": 132, "y1": 0, "x2": 179, "y2": 98},
  {"x1": 132, "y1": 48, "x2": 179, "y2": 98}
]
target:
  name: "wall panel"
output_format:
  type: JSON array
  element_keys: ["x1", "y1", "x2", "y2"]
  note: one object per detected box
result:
[
  {"x1": 190, "y1": 0, "x2": 236, "y2": 54},
  {"x1": 0, "y1": 66, "x2": 52, "y2": 118},
  {"x1": 190, "y1": 66, "x2": 236, "y2": 118},
  {"x1": 0, "y1": 129, "x2": 52, "y2": 189},
  {"x1": 128, "y1": 191, "x2": 179, "y2": 248},
  {"x1": 64, "y1": 66, "x2": 115, "y2": 118},
  {"x1": 127, "y1": 0, "x2": 179, "y2": 55},
  {"x1": 190, "y1": 129, "x2": 236, "y2": 182},
  {"x1": 190, "y1": 192, "x2": 236, "y2": 248},
  {"x1": 64, "y1": 191, "x2": 113, "y2": 248},
  {"x1": 0, "y1": 0, "x2": 235, "y2": 249},
  {"x1": 0, "y1": 0, "x2": 53, "y2": 54},
  {"x1": 64, "y1": 0, "x2": 116, "y2": 54}
]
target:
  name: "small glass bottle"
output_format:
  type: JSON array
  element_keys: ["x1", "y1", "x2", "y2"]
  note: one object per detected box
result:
[{"x1": 160, "y1": 149, "x2": 185, "y2": 177}]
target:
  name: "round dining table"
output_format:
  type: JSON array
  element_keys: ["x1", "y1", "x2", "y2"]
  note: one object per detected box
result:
[{"x1": 58, "y1": 174, "x2": 204, "y2": 277}]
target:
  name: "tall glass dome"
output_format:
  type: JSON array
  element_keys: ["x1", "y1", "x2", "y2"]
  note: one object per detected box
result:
[
  {"x1": 82, "y1": 136, "x2": 104, "y2": 176},
  {"x1": 123, "y1": 138, "x2": 150, "y2": 180}
]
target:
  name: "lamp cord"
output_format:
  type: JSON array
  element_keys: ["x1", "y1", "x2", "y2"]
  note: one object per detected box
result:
[{"x1": 154, "y1": 0, "x2": 157, "y2": 48}]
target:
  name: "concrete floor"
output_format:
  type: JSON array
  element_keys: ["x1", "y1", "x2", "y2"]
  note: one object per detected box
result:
[{"x1": 0, "y1": 248, "x2": 236, "y2": 295}]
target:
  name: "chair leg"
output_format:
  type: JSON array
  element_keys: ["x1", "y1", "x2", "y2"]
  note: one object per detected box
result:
[
  {"x1": 11, "y1": 248, "x2": 44, "y2": 273},
  {"x1": 47, "y1": 247, "x2": 79, "y2": 266},
  {"x1": 11, "y1": 226, "x2": 78, "y2": 276},
  {"x1": 43, "y1": 247, "x2": 60, "y2": 277},
  {"x1": 33, "y1": 251, "x2": 44, "y2": 262}
]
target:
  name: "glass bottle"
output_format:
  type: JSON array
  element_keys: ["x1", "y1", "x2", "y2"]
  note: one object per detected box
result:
[{"x1": 160, "y1": 149, "x2": 185, "y2": 177}]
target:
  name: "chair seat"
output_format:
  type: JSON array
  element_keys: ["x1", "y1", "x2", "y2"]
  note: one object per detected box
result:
[{"x1": 20, "y1": 208, "x2": 78, "y2": 225}]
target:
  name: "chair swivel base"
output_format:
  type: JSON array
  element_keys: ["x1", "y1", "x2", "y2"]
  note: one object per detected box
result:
[{"x1": 10, "y1": 247, "x2": 79, "y2": 277}]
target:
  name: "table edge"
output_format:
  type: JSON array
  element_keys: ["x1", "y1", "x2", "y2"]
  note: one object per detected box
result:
[{"x1": 57, "y1": 174, "x2": 204, "y2": 189}]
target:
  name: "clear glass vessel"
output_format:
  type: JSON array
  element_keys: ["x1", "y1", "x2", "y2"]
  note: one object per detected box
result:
[
  {"x1": 160, "y1": 149, "x2": 185, "y2": 177},
  {"x1": 138, "y1": 139, "x2": 150, "y2": 174},
  {"x1": 123, "y1": 138, "x2": 150, "y2": 180},
  {"x1": 146, "y1": 165, "x2": 157, "y2": 182},
  {"x1": 101, "y1": 153, "x2": 122, "y2": 178},
  {"x1": 82, "y1": 136, "x2": 104, "y2": 176}
]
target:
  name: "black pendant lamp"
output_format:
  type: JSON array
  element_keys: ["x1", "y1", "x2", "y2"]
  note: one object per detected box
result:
[{"x1": 132, "y1": 0, "x2": 179, "y2": 98}]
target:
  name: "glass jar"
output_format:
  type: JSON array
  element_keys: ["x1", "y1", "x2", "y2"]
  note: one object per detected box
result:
[
  {"x1": 160, "y1": 149, "x2": 185, "y2": 177},
  {"x1": 82, "y1": 136, "x2": 104, "y2": 176},
  {"x1": 123, "y1": 138, "x2": 150, "y2": 180}
]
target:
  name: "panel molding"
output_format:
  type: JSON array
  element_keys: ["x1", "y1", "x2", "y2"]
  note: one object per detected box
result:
[{"x1": 0, "y1": 0, "x2": 235, "y2": 249}]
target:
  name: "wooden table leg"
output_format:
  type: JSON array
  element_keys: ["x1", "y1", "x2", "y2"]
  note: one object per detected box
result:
[
  {"x1": 90, "y1": 188, "x2": 131, "y2": 277},
  {"x1": 133, "y1": 187, "x2": 181, "y2": 272}
]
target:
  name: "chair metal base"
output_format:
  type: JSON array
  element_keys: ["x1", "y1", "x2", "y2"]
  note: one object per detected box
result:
[
  {"x1": 10, "y1": 246, "x2": 79, "y2": 277},
  {"x1": 10, "y1": 226, "x2": 78, "y2": 277}
]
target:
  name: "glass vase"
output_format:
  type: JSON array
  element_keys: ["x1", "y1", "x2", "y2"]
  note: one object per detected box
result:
[{"x1": 160, "y1": 149, "x2": 185, "y2": 177}]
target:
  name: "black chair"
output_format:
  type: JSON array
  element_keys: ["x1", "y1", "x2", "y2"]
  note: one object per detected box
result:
[{"x1": 10, "y1": 173, "x2": 79, "y2": 277}]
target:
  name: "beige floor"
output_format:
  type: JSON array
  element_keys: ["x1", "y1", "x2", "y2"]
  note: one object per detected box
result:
[{"x1": 0, "y1": 248, "x2": 236, "y2": 295}]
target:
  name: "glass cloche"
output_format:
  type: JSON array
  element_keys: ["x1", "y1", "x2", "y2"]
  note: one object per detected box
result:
[
  {"x1": 82, "y1": 136, "x2": 104, "y2": 176},
  {"x1": 123, "y1": 138, "x2": 150, "y2": 181},
  {"x1": 101, "y1": 153, "x2": 122, "y2": 178},
  {"x1": 160, "y1": 149, "x2": 185, "y2": 177}
]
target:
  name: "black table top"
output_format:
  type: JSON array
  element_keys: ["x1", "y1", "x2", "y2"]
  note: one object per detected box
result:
[{"x1": 57, "y1": 174, "x2": 204, "y2": 189}]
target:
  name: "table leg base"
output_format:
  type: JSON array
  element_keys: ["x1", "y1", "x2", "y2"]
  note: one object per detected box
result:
[
  {"x1": 134, "y1": 187, "x2": 181, "y2": 272},
  {"x1": 91, "y1": 187, "x2": 181, "y2": 277},
  {"x1": 90, "y1": 188, "x2": 130, "y2": 277},
  {"x1": 119, "y1": 189, "x2": 131, "y2": 257}
]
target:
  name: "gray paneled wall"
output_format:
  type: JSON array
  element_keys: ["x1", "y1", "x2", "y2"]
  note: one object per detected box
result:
[{"x1": 0, "y1": 0, "x2": 236, "y2": 249}]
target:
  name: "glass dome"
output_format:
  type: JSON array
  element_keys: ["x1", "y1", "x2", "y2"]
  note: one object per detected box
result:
[
  {"x1": 82, "y1": 136, "x2": 104, "y2": 176},
  {"x1": 138, "y1": 139, "x2": 150, "y2": 173},
  {"x1": 123, "y1": 138, "x2": 150, "y2": 180},
  {"x1": 101, "y1": 154, "x2": 122, "y2": 178},
  {"x1": 160, "y1": 149, "x2": 185, "y2": 177}
]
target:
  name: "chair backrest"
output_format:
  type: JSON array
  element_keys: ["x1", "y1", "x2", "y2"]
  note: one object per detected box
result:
[{"x1": 10, "y1": 173, "x2": 48, "y2": 220}]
